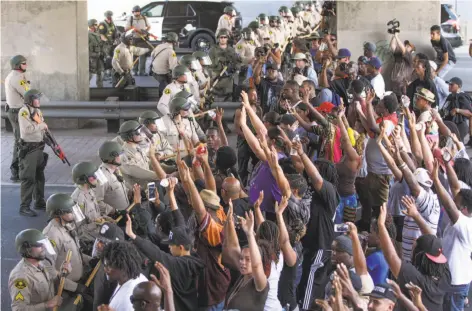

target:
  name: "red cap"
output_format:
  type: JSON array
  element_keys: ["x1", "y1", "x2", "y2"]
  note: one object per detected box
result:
[{"x1": 316, "y1": 102, "x2": 335, "y2": 114}]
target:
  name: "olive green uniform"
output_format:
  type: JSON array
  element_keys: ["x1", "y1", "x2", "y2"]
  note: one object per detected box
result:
[
  {"x1": 18, "y1": 106, "x2": 47, "y2": 211},
  {"x1": 208, "y1": 45, "x2": 240, "y2": 96},
  {"x1": 98, "y1": 20, "x2": 118, "y2": 58},
  {"x1": 5, "y1": 70, "x2": 30, "y2": 177},
  {"x1": 88, "y1": 31, "x2": 105, "y2": 87}
]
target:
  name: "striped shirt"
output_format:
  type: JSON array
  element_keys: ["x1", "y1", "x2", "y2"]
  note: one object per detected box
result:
[{"x1": 402, "y1": 188, "x2": 440, "y2": 261}]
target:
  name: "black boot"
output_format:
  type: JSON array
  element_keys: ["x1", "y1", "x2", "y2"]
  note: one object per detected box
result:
[
  {"x1": 19, "y1": 207, "x2": 38, "y2": 217},
  {"x1": 34, "y1": 200, "x2": 46, "y2": 210}
]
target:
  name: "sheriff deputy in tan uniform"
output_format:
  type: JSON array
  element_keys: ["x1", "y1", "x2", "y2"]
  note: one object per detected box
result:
[
  {"x1": 138, "y1": 111, "x2": 174, "y2": 157},
  {"x1": 9, "y1": 229, "x2": 75, "y2": 311},
  {"x1": 111, "y1": 33, "x2": 150, "y2": 87},
  {"x1": 96, "y1": 141, "x2": 131, "y2": 213},
  {"x1": 216, "y1": 6, "x2": 236, "y2": 37},
  {"x1": 157, "y1": 65, "x2": 193, "y2": 116},
  {"x1": 151, "y1": 32, "x2": 179, "y2": 94},
  {"x1": 235, "y1": 28, "x2": 257, "y2": 66},
  {"x1": 269, "y1": 16, "x2": 285, "y2": 47},
  {"x1": 43, "y1": 193, "x2": 91, "y2": 293},
  {"x1": 5, "y1": 55, "x2": 31, "y2": 182},
  {"x1": 292, "y1": 7, "x2": 311, "y2": 37}
]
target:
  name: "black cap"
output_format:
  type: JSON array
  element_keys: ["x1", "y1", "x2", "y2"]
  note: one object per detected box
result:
[
  {"x1": 366, "y1": 283, "x2": 397, "y2": 303},
  {"x1": 265, "y1": 62, "x2": 278, "y2": 71},
  {"x1": 162, "y1": 226, "x2": 193, "y2": 246},
  {"x1": 93, "y1": 222, "x2": 124, "y2": 242},
  {"x1": 446, "y1": 77, "x2": 462, "y2": 88},
  {"x1": 415, "y1": 234, "x2": 447, "y2": 263}
]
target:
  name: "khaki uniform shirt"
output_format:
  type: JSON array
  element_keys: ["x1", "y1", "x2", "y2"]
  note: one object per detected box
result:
[
  {"x1": 120, "y1": 142, "x2": 158, "y2": 187},
  {"x1": 112, "y1": 43, "x2": 149, "y2": 74},
  {"x1": 294, "y1": 16, "x2": 310, "y2": 36},
  {"x1": 258, "y1": 25, "x2": 271, "y2": 43},
  {"x1": 151, "y1": 42, "x2": 178, "y2": 74},
  {"x1": 5, "y1": 70, "x2": 30, "y2": 109},
  {"x1": 269, "y1": 27, "x2": 285, "y2": 47},
  {"x1": 42, "y1": 220, "x2": 83, "y2": 285},
  {"x1": 114, "y1": 132, "x2": 173, "y2": 158},
  {"x1": 9, "y1": 259, "x2": 58, "y2": 311},
  {"x1": 235, "y1": 39, "x2": 256, "y2": 66},
  {"x1": 188, "y1": 72, "x2": 201, "y2": 103},
  {"x1": 95, "y1": 163, "x2": 130, "y2": 212},
  {"x1": 18, "y1": 106, "x2": 46, "y2": 142},
  {"x1": 216, "y1": 14, "x2": 234, "y2": 36},
  {"x1": 161, "y1": 115, "x2": 201, "y2": 155},
  {"x1": 302, "y1": 11, "x2": 317, "y2": 29},
  {"x1": 71, "y1": 187, "x2": 102, "y2": 235},
  {"x1": 126, "y1": 15, "x2": 150, "y2": 38},
  {"x1": 157, "y1": 81, "x2": 192, "y2": 116}
]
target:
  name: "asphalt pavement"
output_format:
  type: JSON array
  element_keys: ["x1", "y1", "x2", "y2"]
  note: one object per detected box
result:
[{"x1": 444, "y1": 44, "x2": 472, "y2": 92}]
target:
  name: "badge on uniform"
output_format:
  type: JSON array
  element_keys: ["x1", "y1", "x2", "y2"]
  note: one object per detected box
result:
[
  {"x1": 15, "y1": 292, "x2": 24, "y2": 301},
  {"x1": 14, "y1": 279, "x2": 27, "y2": 290},
  {"x1": 20, "y1": 110, "x2": 28, "y2": 118},
  {"x1": 19, "y1": 80, "x2": 29, "y2": 91},
  {"x1": 99, "y1": 25, "x2": 104, "y2": 30},
  {"x1": 237, "y1": 45, "x2": 242, "y2": 49},
  {"x1": 164, "y1": 89, "x2": 171, "y2": 95},
  {"x1": 269, "y1": 31, "x2": 273, "y2": 35},
  {"x1": 49, "y1": 239, "x2": 56, "y2": 248},
  {"x1": 172, "y1": 52, "x2": 176, "y2": 58}
]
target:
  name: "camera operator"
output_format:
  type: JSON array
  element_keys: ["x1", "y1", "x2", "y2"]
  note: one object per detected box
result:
[
  {"x1": 321, "y1": 0, "x2": 337, "y2": 35},
  {"x1": 389, "y1": 31, "x2": 415, "y2": 95},
  {"x1": 254, "y1": 59, "x2": 284, "y2": 114},
  {"x1": 291, "y1": 53, "x2": 318, "y2": 87}
]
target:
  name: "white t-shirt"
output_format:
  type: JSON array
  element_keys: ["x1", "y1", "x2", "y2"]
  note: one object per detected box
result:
[
  {"x1": 264, "y1": 253, "x2": 284, "y2": 311},
  {"x1": 402, "y1": 188, "x2": 440, "y2": 261},
  {"x1": 370, "y1": 74, "x2": 385, "y2": 99},
  {"x1": 109, "y1": 273, "x2": 148, "y2": 311},
  {"x1": 443, "y1": 214, "x2": 472, "y2": 285}
]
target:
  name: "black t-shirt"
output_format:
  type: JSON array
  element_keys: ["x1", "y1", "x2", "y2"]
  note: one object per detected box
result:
[
  {"x1": 330, "y1": 78, "x2": 350, "y2": 107},
  {"x1": 431, "y1": 36, "x2": 456, "y2": 63},
  {"x1": 407, "y1": 78, "x2": 439, "y2": 108},
  {"x1": 256, "y1": 78, "x2": 284, "y2": 114},
  {"x1": 302, "y1": 181, "x2": 339, "y2": 252},
  {"x1": 397, "y1": 262, "x2": 450, "y2": 311},
  {"x1": 278, "y1": 242, "x2": 302, "y2": 311}
]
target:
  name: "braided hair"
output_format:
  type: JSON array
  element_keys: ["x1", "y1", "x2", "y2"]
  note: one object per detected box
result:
[
  {"x1": 256, "y1": 220, "x2": 280, "y2": 265},
  {"x1": 314, "y1": 158, "x2": 338, "y2": 186},
  {"x1": 412, "y1": 248, "x2": 450, "y2": 281},
  {"x1": 101, "y1": 241, "x2": 143, "y2": 280}
]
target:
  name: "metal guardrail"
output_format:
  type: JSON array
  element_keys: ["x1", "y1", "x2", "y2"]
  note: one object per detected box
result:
[{"x1": 0, "y1": 99, "x2": 240, "y2": 133}]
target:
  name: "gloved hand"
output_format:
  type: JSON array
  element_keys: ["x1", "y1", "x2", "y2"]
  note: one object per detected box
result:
[
  {"x1": 76, "y1": 283, "x2": 91, "y2": 295},
  {"x1": 115, "y1": 209, "x2": 128, "y2": 216}
]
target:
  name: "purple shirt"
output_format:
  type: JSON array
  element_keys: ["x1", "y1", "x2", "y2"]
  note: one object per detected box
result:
[{"x1": 249, "y1": 153, "x2": 285, "y2": 213}]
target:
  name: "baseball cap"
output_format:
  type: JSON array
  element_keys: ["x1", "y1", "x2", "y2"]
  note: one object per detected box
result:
[
  {"x1": 368, "y1": 57, "x2": 382, "y2": 69},
  {"x1": 265, "y1": 62, "x2": 278, "y2": 70},
  {"x1": 336, "y1": 48, "x2": 351, "y2": 59},
  {"x1": 358, "y1": 56, "x2": 369, "y2": 64},
  {"x1": 446, "y1": 77, "x2": 463, "y2": 88},
  {"x1": 334, "y1": 235, "x2": 353, "y2": 255},
  {"x1": 92, "y1": 222, "x2": 124, "y2": 242},
  {"x1": 366, "y1": 283, "x2": 397, "y2": 303},
  {"x1": 162, "y1": 226, "x2": 193, "y2": 246},
  {"x1": 364, "y1": 42, "x2": 377, "y2": 52},
  {"x1": 415, "y1": 234, "x2": 448, "y2": 264},
  {"x1": 414, "y1": 168, "x2": 433, "y2": 188}
]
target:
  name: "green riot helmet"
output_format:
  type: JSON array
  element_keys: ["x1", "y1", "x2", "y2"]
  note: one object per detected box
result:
[
  {"x1": 24, "y1": 89, "x2": 42, "y2": 106},
  {"x1": 72, "y1": 161, "x2": 104, "y2": 188},
  {"x1": 257, "y1": 14, "x2": 268, "y2": 25},
  {"x1": 46, "y1": 193, "x2": 84, "y2": 223},
  {"x1": 241, "y1": 27, "x2": 253, "y2": 41},
  {"x1": 279, "y1": 5, "x2": 289, "y2": 13},
  {"x1": 248, "y1": 21, "x2": 260, "y2": 31},
  {"x1": 120, "y1": 32, "x2": 133, "y2": 46},
  {"x1": 118, "y1": 120, "x2": 143, "y2": 143},
  {"x1": 165, "y1": 32, "x2": 179, "y2": 43},
  {"x1": 224, "y1": 6, "x2": 236, "y2": 16},
  {"x1": 179, "y1": 55, "x2": 202, "y2": 71},
  {"x1": 291, "y1": 6, "x2": 301, "y2": 16},
  {"x1": 169, "y1": 97, "x2": 191, "y2": 116},
  {"x1": 139, "y1": 110, "x2": 161, "y2": 125},
  {"x1": 192, "y1": 51, "x2": 212, "y2": 66},
  {"x1": 175, "y1": 90, "x2": 198, "y2": 110},
  {"x1": 216, "y1": 28, "x2": 230, "y2": 39},
  {"x1": 104, "y1": 10, "x2": 113, "y2": 18},
  {"x1": 15, "y1": 229, "x2": 55, "y2": 259},
  {"x1": 88, "y1": 19, "x2": 98, "y2": 28},
  {"x1": 10, "y1": 55, "x2": 27, "y2": 71},
  {"x1": 98, "y1": 140, "x2": 124, "y2": 166},
  {"x1": 172, "y1": 65, "x2": 191, "y2": 81}
]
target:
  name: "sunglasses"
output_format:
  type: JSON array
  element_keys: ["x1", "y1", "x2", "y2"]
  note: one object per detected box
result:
[{"x1": 220, "y1": 36, "x2": 228, "y2": 39}]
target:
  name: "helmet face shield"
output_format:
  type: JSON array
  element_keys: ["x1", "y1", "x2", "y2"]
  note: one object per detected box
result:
[
  {"x1": 155, "y1": 118, "x2": 166, "y2": 132},
  {"x1": 190, "y1": 60, "x2": 202, "y2": 71},
  {"x1": 199, "y1": 56, "x2": 212, "y2": 66},
  {"x1": 93, "y1": 168, "x2": 109, "y2": 185},
  {"x1": 71, "y1": 204, "x2": 86, "y2": 223},
  {"x1": 34, "y1": 238, "x2": 56, "y2": 256},
  {"x1": 184, "y1": 72, "x2": 193, "y2": 81}
]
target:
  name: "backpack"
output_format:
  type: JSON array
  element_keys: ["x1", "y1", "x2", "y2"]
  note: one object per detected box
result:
[{"x1": 129, "y1": 15, "x2": 148, "y2": 28}]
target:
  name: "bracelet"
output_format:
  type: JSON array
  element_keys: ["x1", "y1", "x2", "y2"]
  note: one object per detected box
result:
[{"x1": 398, "y1": 162, "x2": 407, "y2": 169}]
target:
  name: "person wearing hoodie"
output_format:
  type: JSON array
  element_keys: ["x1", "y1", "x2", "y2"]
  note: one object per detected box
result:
[{"x1": 125, "y1": 215, "x2": 205, "y2": 311}]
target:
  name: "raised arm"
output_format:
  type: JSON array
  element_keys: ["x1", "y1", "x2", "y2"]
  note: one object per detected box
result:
[
  {"x1": 446, "y1": 161, "x2": 461, "y2": 197},
  {"x1": 337, "y1": 109, "x2": 360, "y2": 167},
  {"x1": 240, "y1": 107, "x2": 267, "y2": 161},
  {"x1": 275, "y1": 197, "x2": 297, "y2": 267},
  {"x1": 195, "y1": 148, "x2": 217, "y2": 193},
  {"x1": 264, "y1": 142, "x2": 291, "y2": 198},
  {"x1": 222, "y1": 200, "x2": 242, "y2": 270},
  {"x1": 253, "y1": 190, "x2": 265, "y2": 230},
  {"x1": 378, "y1": 204, "x2": 402, "y2": 278},
  {"x1": 404, "y1": 107, "x2": 423, "y2": 163},
  {"x1": 392, "y1": 144, "x2": 422, "y2": 197},
  {"x1": 177, "y1": 160, "x2": 207, "y2": 223},
  {"x1": 376, "y1": 128, "x2": 403, "y2": 182},
  {"x1": 347, "y1": 222, "x2": 368, "y2": 276},
  {"x1": 293, "y1": 141, "x2": 324, "y2": 191},
  {"x1": 416, "y1": 124, "x2": 434, "y2": 173},
  {"x1": 431, "y1": 160, "x2": 460, "y2": 224},
  {"x1": 215, "y1": 107, "x2": 229, "y2": 146},
  {"x1": 401, "y1": 196, "x2": 434, "y2": 236},
  {"x1": 241, "y1": 90, "x2": 266, "y2": 133},
  {"x1": 365, "y1": 90, "x2": 380, "y2": 134}
]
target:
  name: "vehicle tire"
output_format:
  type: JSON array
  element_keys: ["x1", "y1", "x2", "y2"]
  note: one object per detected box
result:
[{"x1": 190, "y1": 32, "x2": 215, "y2": 52}]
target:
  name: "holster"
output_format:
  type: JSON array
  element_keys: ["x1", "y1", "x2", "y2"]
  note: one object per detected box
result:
[{"x1": 18, "y1": 140, "x2": 45, "y2": 159}]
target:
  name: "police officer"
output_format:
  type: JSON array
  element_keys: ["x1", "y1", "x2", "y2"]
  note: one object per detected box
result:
[
  {"x1": 5, "y1": 55, "x2": 30, "y2": 182},
  {"x1": 216, "y1": 6, "x2": 236, "y2": 37},
  {"x1": 43, "y1": 193, "x2": 90, "y2": 293},
  {"x1": 138, "y1": 111, "x2": 174, "y2": 157},
  {"x1": 112, "y1": 33, "x2": 150, "y2": 88},
  {"x1": 118, "y1": 121, "x2": 166, "y2": 187},
  {"x1": 235, "y1": 28, "x2": 257, "y2": 66},
  {"x1": 88, "y1": 19, "x2": 105, "y2": 88},
  {"x1": 278, "y1": 6, "x2": 292, "y2": 42},
  {"x1": 257, "y1": 14, "x2": 271, "y2": 43},
  {"x1": 247, "y1": 21, "x2": 263, "y2": 47},
  {"x1": 179, "y1": 55, "x2": 202, "y2": 103},
  {"x1": 18, "y1": 89, "x2": 48, "y2": 217},
  {"x1": 269, "y1": 16, "x2": 285, "y2": 47},
  {"x1": 9, "y1": 229, "x2": 73, "y2": 310},
  {"x1": 98, "y1": 11, "x2": 118, "y2": 79},
  {"x1": 125, "y1": 5, "x2": 151, "y2": 76},
  {"x1": 161, "y1": 97, "x2": 203, "y2": 154},
  {"x1": 157, "y1": 65, "x2": 192, "y2": 116},
  {"x1": 209, "y1": 29, "x2": 241, "y2": 99},
  {"x1": 96, "y1": 141, "x2": 131, "y2": 213},
  {"x1": 150, "y1": 32, "x2": 179, "y2": 94},
  {"x1": 304, "y1": 0, "x2": 322, "y2": 28},
  {"x1": 292, "y1": 6, "x2": 311, "y2": 37},
  {"x1": 193, "y1": 51, "x2": 212, "y2": 97}
]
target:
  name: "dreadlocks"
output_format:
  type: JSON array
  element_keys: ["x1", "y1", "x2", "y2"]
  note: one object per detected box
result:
[
  {"x1": 287, "y1": 218, "x2": 306, "y2": 246},
  {"x1": 101, "y1": 241, "x2": 143, "y2": 280},
  {"x1": 256, "y1": 220, "x2": 280, "y2": 264},
  {"x1": 314, "y1": 158, "x2": 338, "y2": 186},
  {"x1": 412, "y1": 249, "x2": 450, "y2": 280}
]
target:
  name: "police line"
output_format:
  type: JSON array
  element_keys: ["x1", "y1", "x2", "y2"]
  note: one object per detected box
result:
[{"x1": 0, "y1": 100, "x2": 241, "y2": 133}]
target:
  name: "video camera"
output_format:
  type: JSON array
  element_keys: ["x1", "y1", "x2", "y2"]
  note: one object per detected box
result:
[
  {"x1": 255, "y1": 46, "x2": 269, "y2": 58},
  {"x1": 387, "y1": 19, "x2": 400, "y2": 34}
]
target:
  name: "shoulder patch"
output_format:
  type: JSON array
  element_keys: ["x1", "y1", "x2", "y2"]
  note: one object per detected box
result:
[
  {"x1": 14, "y1": 292, "x2": 24, "y2": 301},
  {"x1": 224, "y1": 15, "x2": 230, "y2": 20},
  {"x1": 49, "y1": 239, "x2": 56, "y2": 248},
  {"x1": 172, "y1": 52, "x2": 176, "y2": 58},
  {"x1": 236, "y1": 44, "x2": 242, "y2": 49},
  {"x1": 20, "y1": 110, "x2": 28, "y2": 118},
  {"x1": 269, "y1": 31, "x2": 273, "y2": 35},
  {"x1": 79, "y1": 203, "x2": 85, "y2": 210},
  {"x1": 164, "y1": 88, "x2": 171, "y2": 95},
  {"x1": 14, "y1": 279, "x2": 27, "y2": 290}
]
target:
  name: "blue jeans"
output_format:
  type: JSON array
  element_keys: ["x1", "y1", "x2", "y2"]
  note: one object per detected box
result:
[
  {"x1": 335, "y1": 194, "x2": 357, "y2": 224},
  {"x1": 200, "y1": 301, "x2": 224, "y2": 311},
  {"x1": 444, "y1": 283, "x2": 470, "y2": 311}
]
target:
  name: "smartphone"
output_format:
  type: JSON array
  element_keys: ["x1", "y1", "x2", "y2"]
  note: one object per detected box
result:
[
  {"x1": 147, "y1": 182, "x2": 156, "y2": 202},
  {"x1": 334, "y1": 224, "x2": 349, "y2": 233}
]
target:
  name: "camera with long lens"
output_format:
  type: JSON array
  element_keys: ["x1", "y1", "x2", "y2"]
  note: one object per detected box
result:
[
  {"x1": 255, "y1": 46, "x2": 268, "y2": 58},
  {"x1": 387, "y1": 19, "x2": 400, "y2": 34}
]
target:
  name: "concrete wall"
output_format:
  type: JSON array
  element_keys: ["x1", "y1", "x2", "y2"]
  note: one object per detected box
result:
[
  {"x1": 337, "y1": 0, "x2": 440, "y2": 88},
  {"x1": 1, "y1": 1, "x2": 89, "y2": 102}
]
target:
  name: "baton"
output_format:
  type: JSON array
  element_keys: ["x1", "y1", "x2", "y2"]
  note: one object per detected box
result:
[
  {"x1": 53, "y1": 250, "x2": 72, "y2": 311},
  {"x1": 115, "y1": 58, "x2": 139, "y2": 88}
]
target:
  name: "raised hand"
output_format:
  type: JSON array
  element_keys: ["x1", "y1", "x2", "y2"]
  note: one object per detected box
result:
[
  {"x1": 401, "y1": 196, "x2": 419, "y2": 218},
  {"x1": 275, "y1": 196, "x2": 289, "y2": 215}
]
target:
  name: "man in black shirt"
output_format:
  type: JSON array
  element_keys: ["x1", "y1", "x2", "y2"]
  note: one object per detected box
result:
[
  {"x1": 430, "y1": 25, "x2": 457, "y2": 78},
  {"x1": 441, "y1": 77, "x2": 472, "y2": 141},
  {"x1": 254, "y1": 62, "x2": 284, "y2": 114}
]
